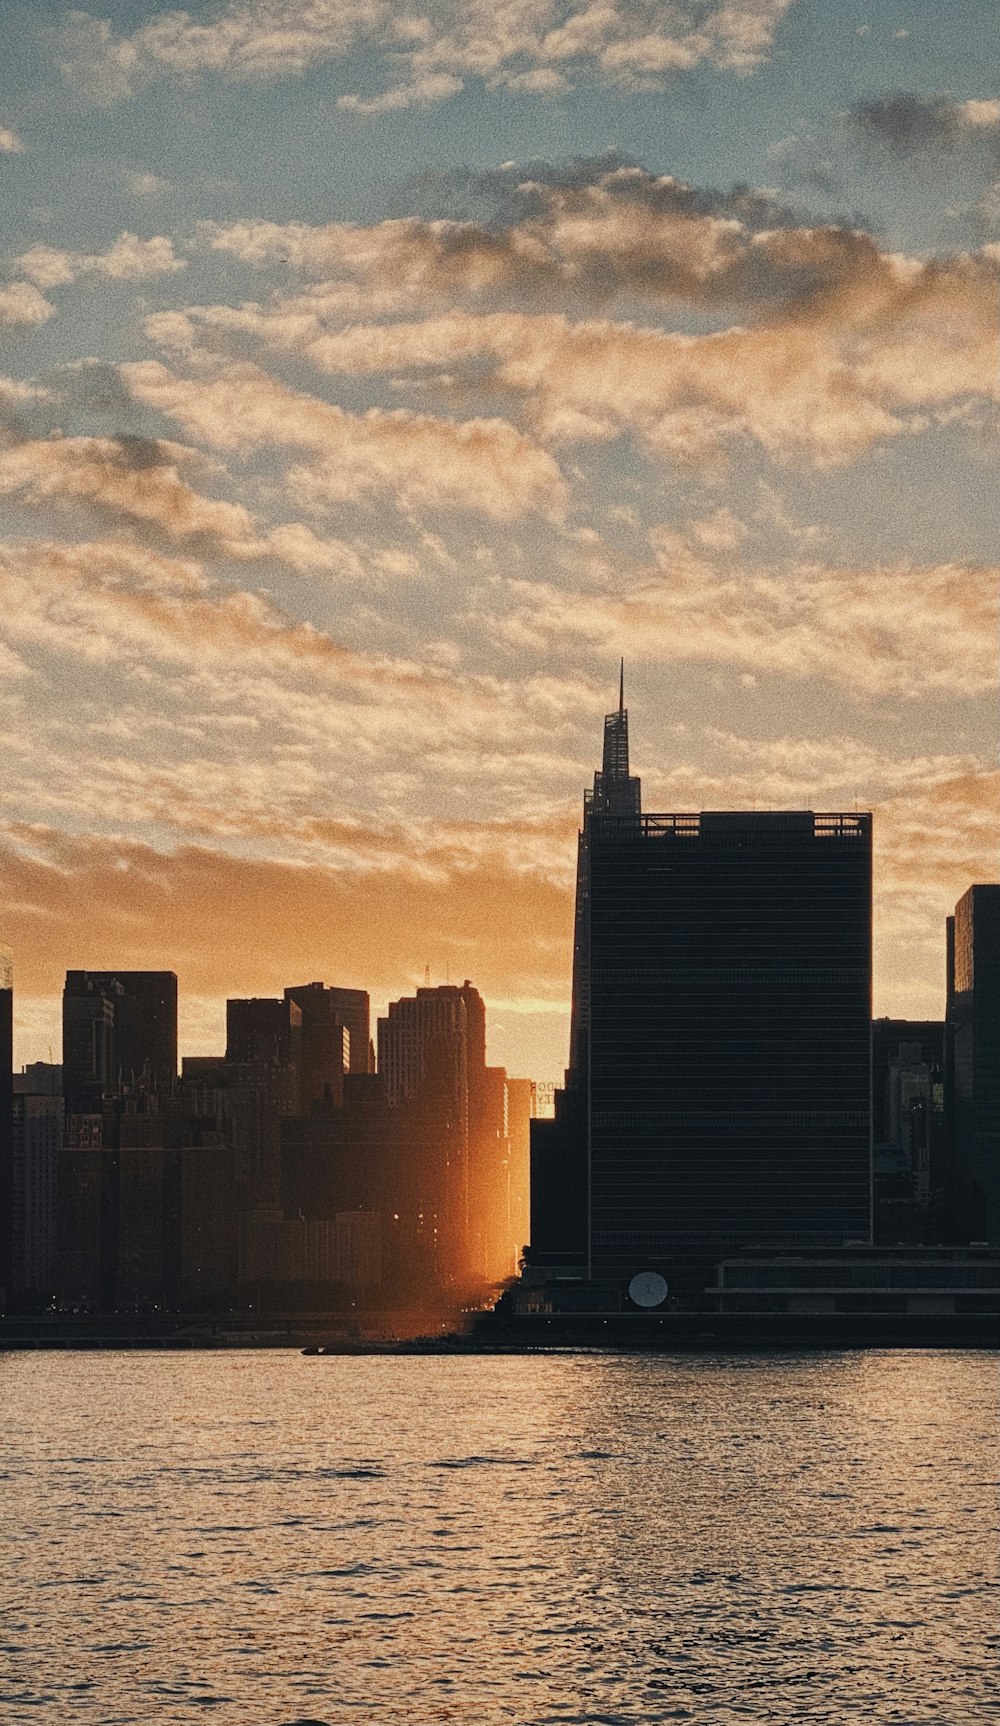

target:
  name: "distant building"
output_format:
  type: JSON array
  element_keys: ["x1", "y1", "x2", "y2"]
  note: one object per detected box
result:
[
  {"x1": 11, "y1": 1089, "x2": 63, "y2": 1306},
  {"x1": 283, "y1": 983, "x2": 351, "y2": 1106},
  {"x1": 62, "y1": 970, "x2": 177, "y2": 1112},
  {"x1": 15, "y1": 1062, "x2": 62, "y2": 1097},
  {"x1": 947, "y1": 885, "x2": 1000, "y2": 1243},
  {"x1": 323, "y1": 986, "x2": 375, "y2": 1075},
  {"x1": 226, "y1": 997, "x2": 302, "y2": 1106},
  {"x1": 378, "y1": 984, "x2": 472, "y2": 1282},
  {"x1": 530, "y1": 681, "x2": 873, "y2": 1295},
  {"x1": 375, "y1": 980, "x2": 515, "y2": 1287},
  {"x1": 872, "y1": 1019, "x2": 945, "y2": 1241}
]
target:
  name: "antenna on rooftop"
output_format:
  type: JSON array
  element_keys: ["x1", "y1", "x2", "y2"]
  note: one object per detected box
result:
[{"x1": 619, "y1": 657, "x2": 625, "y2": 717}]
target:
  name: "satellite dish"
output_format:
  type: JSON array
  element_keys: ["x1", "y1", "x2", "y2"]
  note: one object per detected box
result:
[{"x1": 628, "y1": 1270, "x2": 668, "y2": 1308}]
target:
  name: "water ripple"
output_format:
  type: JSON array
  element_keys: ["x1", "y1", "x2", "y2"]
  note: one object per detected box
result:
[{"x1": 1, "y1": 1349, "x2": 997, "y2": 1726}]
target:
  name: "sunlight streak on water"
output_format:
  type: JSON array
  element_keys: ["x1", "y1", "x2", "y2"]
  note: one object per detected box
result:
[{"x1": 1, "y1": 1350, "x2": 997, "y2": 1724}]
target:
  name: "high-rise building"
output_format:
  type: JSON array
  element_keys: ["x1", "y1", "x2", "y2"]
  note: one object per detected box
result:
[
  {"x1": 63, "y1": 974, "x2": 119, "y2": 1114},
  {"x1": 11, "y1": 1088, "x2": 63, "y2": 1305},
  {"x1": 871, "y1": 1020, "x2": 945, "y2": 1244},
  {"x1": 0, "y1": 945, "x2": 13, "y2": 1309},
  {"x1": 284, "y1": 983, "x2": 351, "y2": 1106},
  {"x1": 304, "y1": 985, "x2": 374, "y2": 1076},
  {"x1": 378, "y1": 986, "x2": 471, "y2": 1120},
  {"x1": 530, "y1": 683, "x2": 873, "y2": 1290},
  {"x1": 62, "y1": 971, "x2": 177, "y2": 1111},
  {"x1": 226, "y1": 996, "x2": 302, "y2": 1113},
  {"x1": 378, "y1": 982, "x2": 499, "y2": 1284},
  {"x1": 947, "y1": 885, "x2": 1000, "y2": 1243}
]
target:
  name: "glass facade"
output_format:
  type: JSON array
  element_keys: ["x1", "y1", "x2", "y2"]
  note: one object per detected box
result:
[{"x1": 587, "y1": 810, "x2": 873, "y2": 1277}]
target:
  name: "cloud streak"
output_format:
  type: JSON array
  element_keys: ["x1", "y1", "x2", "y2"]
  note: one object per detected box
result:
[
  {"x1": 59, "y1": 0, "x2": 797, "y2": 110},
  {"x1": 123, "y1": 358, "x2": 567, "y2": 517},
  {"x1": 502, "y1": 535, "x2": 1000, "y2": 698},
  {"x1": 173, "y1": 166, "x2": 1000, "y2": 465}
]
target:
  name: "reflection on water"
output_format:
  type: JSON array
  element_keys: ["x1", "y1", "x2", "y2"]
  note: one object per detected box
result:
[{"x1": 1, "y1": 1350, "x2": 997, "y2": 1724}]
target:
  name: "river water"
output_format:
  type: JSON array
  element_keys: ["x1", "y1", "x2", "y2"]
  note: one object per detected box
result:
[{"x1": 1, "y1": 1349, "x2": 997, "y2": 1725}]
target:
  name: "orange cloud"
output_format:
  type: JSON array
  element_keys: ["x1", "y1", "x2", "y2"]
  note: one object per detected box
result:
[
  {"x1": 176, "y1": 180, "x2": 1000, "y2": 466},
  {"x1": 123, "y1": 359, "x2": 567, "y2": 518},
  {"x1": 501, "y1": 540, "x2": 1000, "y2": 697}
]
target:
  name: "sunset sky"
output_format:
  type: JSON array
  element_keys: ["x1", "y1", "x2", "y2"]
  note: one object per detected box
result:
[{"x1": 1, "y1": 0, "x2": 997, "y2": 1081}]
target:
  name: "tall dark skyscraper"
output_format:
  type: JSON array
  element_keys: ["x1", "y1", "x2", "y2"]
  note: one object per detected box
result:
[
  {"x1": 947, "y1": 885, "x2": 1000, "y2": 1243},
  {"x1": 531, "y1": 683, "x2": 873, "y2": 1288},
  {"x1": 1, "y1": 946, "x2": 13, "y2": 1307}
]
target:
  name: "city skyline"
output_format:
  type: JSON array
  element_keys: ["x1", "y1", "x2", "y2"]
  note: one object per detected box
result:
[{"x1": 1, "y1": 0, "x2": 998, "y2": 1083}]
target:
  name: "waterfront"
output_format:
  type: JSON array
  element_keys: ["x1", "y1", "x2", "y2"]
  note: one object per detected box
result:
[{"x1": 1, "y1": 1350, "x2": 997, "y2": 1725}]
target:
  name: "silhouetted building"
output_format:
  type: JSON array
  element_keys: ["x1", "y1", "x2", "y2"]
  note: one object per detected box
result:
[
  {"x1": 323, "y1": 986, "x2": 374, "y2": 1075},
  {"x1": 180, "y1": 1142, "x2": 240, "y2": 1309},
  {"x1": 63, "y1": 974, "x2": 120, "y2": 1115},
  {"x1": 871, "y1": 1019, "x2": 944, "y2": 1242},
  {"x1": 62, "y1": 970, "x2": 177, "y2": 1112},
  {"x1": 0, "y1": 946, "x2": 13, "y2": 1307},
  {"x1": 284, "y1": 982, "x2": 351, "y2": 1106},
  {"x1": 226, "y1": 997, "x2": 302, "y2": 1105},
  {"x1": 947, "y1": 885, "x2": 1000, "y2": 1243},
  {"x1": 505, "y1": 1077, "x2": 533, "y2": 1271},
  {"x1": 11, "y1": 1089, "x2": 62, "y2": 1306},
  {"x1": 378, "y1": 984, "x2": 471, "y2": 1281},
  {"x1": 530, "y1": 684, "x2": 873, "y2": 1291}
]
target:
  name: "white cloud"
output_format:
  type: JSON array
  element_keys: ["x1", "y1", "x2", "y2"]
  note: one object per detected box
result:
[
  {"x1": 0, "y1": 124, "x2": 25, "y2": 154},
  {"x1": 0, "y1": 282, "x2": 55, "y2": 327},
  {"x1": 60, "y1": 0, "x2": 797, "y2": 109},
  {"x1": 15, "y1": 232, "x2": 185, "y2": 290}
]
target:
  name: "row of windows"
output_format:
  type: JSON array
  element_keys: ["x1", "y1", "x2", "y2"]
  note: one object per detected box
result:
[
  {"x1": 590, "y1": 1110, "x2": 871, "y2": 1128},
  {"x1": 722, "y1": 1263, "x2": 1000, "y2": 1289}
]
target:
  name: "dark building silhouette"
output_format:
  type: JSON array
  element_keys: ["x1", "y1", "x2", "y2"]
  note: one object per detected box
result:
[
  {"x1": 11, "y1": 1084, "x2": 62, "y2": 1306},
  {"x1": 286, "y1": 984, "x2": 372, "y2": 1076},
  {"x1": 284, "y1": 983, "x2": 351, "y2": 1106},
  {"x1": 374, "y1": 980, "x2": 519, "y2": 1288},
  {"x1": 62, "y1": 971, "x2": 177, "y2": 1111},
  {"x1": 871, "y1": 1019, "x2": 945, "y2": 1244},
  {"x1": 530, "y1": 682, "x2": 873, "y2": 1291},
  {"x1": 947, "y1": 885, "x2": 1000, "y2": 1243},
  {"x1": 0, "y1": 946, "x2": 13, "y2": 1307},
  {"x1": 226, "y1": 996, "x2": 302, "y2": 1116},
  {"x1": 63, "y1": 974, "x2": 120, "y2": 1115},
  {"x1": 378, "y1": 984, "x2": 472, "y2": 1283}
]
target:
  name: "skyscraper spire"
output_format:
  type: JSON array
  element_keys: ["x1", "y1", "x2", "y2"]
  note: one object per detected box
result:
[{"x1": 590, "y1": 666, "x2": 641, "y2": 817}]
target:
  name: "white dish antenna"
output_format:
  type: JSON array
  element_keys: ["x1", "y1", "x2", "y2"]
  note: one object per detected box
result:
[{"x1": 628, "y1": 1270, "x2": 668, "y2": 1308}]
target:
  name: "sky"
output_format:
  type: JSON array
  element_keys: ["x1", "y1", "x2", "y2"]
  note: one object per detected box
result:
[{"x1": 0, "y1": 0, "x2": 998, "y2": 1082}]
